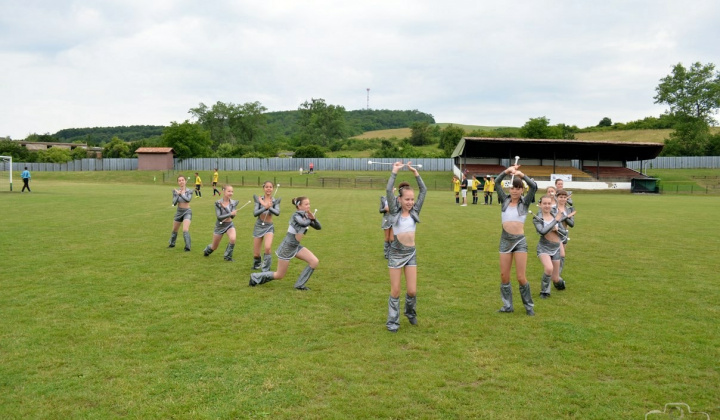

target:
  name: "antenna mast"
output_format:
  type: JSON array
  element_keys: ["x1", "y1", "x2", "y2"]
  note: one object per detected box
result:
[{"x1": 366, "y1": 88, "x2": 370, "y2": 110}]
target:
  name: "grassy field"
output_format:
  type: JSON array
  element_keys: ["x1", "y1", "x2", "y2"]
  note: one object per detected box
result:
[{"x1": 1, "y1": 172, "x2": 719, "y2": 418}]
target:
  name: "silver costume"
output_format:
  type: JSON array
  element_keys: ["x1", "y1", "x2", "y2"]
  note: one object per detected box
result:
[
  {"x1": 274, "y1": 210, "x2": 321, "y2": 261},
  {"x1": 379, "y1": 196, "x2": 392, "y2": 230},
  {"x1": 387, "y1": 239, "x2": 417, "y2": 269},
  {"x1": 499, "y1": 229, "x2": 528, "y2": 253},
  {"x1": 172, "y1": 188, "x2": 194, "y2": 222},
  {"x1": 213, "y1": 199, "x2": 239, "y2": 235}
]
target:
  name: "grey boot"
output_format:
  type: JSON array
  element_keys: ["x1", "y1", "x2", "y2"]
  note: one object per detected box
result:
[
  {"x1": 540, "y1": 273, "x2": 551, "y2": 298},
  {"x1": 168, "y1": 232, "x2": 177, "y2": 248},
  {"x1": 404, "y1": 294, "x2": 418, "y2": 325},
  {"x1": 498, "y1": 283, "x2": 514, "y2": 313},
  {"x1": 249, "y1": 271, "x2": 274, "y2": 287},
  {"x1": 559, "y1": 256, "x2": 566, "y2": 282},
  {"x1": 519, "y1": 283, "x2": 535, "y2": 316},
  {"x1": 387, "y1": 295, "x2": 400, "y2": 332},
  {"x1": 182, "y1": 231, "x2": 191, "y2": 251},
  {"x1": 553, "y1": 279, "x2": 566, "y2": 290},
  {"x1": 224, "y1": 243, "x2": 235, "y2": 261},
  {"x1": 261, "y1": 253, "x2": 272, "y2": 272},
  {"x1": 203, "y1": 245, "x2": 214, "y2": 257},
  {"x1": 294, "y1": 266, "x2": 315, "y2": 290},
  {"x1": 252, "y1": 257, "x2": 261, "y2": 270}
]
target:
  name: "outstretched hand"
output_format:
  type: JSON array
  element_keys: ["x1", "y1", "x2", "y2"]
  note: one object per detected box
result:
[
  {"x1": 392, "y1": 161, "x2": 404, "y2": 173},
  {"x1": 406, "y1": 161, "x2": 419, "y2": 175}
]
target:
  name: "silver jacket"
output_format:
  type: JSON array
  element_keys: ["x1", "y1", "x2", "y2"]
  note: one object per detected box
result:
[
  {"x1": 289, "y1": 210, "x2": 321, "y2": 234},
  {"x1": 172, "y1": 189, "x2": 193, "y2": 206},
  {"x1": 253, "y1": 195, "x2": 281, "y2": 218},
  {"x1": 495, "y1": 172, "x2": 537, "y2": 217},
  {"x1": 215, "y1": 199, "x2": 239, "y2": 222},
  {"x1": 386, "y1": 172, "x2": 427, "y2": 225}
]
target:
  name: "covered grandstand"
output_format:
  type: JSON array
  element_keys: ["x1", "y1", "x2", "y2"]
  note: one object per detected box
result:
[{"x1": 452, "y1": 137, "x2": 664, "y2": 184}]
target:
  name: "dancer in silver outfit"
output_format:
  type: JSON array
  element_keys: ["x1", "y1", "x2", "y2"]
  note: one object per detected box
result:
[
  {"x1": 249, "y1": 196, "x2": 320, "y2": 290},
  {"x1": 252, "y1": 182, "x2": 281, "y2": 271},
  {"x1": 553, "y1": 189, "x2": 575, "y2": 281},
  {"x1": 168, "y1": 175, "x2": 193, "y2": 251},
  {"x1": 533, "y1": 194, "x2": 572, "y2": 298},
  {"x1": 379, "y1": 194, "x2": 394, "y2": 259},
  {"x1": 202, "y1": 185, "x2": 239, "y2": 261},
  {"x1": 495, "y1": 165, "x2": 537, "y2": 315},
  {"x1": 385, "y1": 161, "x2": 426, "y2": 332}
]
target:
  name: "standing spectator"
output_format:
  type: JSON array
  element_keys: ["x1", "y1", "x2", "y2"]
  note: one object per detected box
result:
[
  {"x1": 194, "y1": 172, "x2": 202, "y2": 197},
  {"x1": 212, "y1": 168, "x2": 220, "y2": 196},
  {"x1": 21, "y1": 167, "x2": 31, "y2": 192},
  {"x1": 460, "y1": 174, "x2": 468, "y2": 206},
  {"x1": 471, "y1": 175, "x2": 480, "y2": 204},
  {"x1": 483, "y1": 175, "x2": 495, "y2": 205},
  {"x1": 452, "y1": 175, "x2": 460, "y2": 204},
  {"x1": 309, "y1": 162, "x2": 314, "y2": 174}
]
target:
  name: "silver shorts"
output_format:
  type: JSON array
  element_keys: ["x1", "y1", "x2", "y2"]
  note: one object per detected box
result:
[
  {"x1": 381, "y1": 214, "x2": 392, "y2": 230},
  {"x1": 275, "y1": 233, "x2": 303, "y2": 260},
  {"x1": 214, "y1": 221, "x2": 234, "y2": 235},
  {"x1": 499, "y1": 229, "x2": 527, "y2": 253},
  {"x1": 537, "y1": 236, "x2": 561, "y2": 260},
  {"x1": 174, "y1": 207, "x2": 192, "y2": 223},
  {"x1": 253, "y1": 218, "x2": 275, "y2": 238},
  {"x1": 388, "y1": 239, "x2": 417, "y2": 269}
]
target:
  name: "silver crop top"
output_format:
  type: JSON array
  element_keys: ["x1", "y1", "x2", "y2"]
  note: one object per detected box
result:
[
  {"x1": 501, "y1": 205, "x2": 527, "y2": 223},
  {"x1": 393, "y1": 215, "x2": 416, "y2": 234}
]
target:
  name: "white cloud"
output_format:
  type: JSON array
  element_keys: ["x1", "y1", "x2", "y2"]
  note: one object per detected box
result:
[{"x1": 2, "y1": 0, "x2": 719, "y2": 138}]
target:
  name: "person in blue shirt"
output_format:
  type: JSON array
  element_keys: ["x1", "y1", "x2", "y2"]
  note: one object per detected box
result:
[{"x1": 21, "y1": 167, "x2": 31, "y2": 192}]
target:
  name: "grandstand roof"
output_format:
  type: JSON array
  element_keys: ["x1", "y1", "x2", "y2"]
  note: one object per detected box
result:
[{"x1": 452, "y1": 137, "x2": 664, "y2": 161}]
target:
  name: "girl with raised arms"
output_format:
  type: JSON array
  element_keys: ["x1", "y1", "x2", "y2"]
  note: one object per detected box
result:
[
  {"x1": 385, "y1": 161, "x2": 426, "y2": 332},
  {"x1": 202, "y1": 185, "x2": 239, "y2": 261},
  {"x1": 252, "y1": 181, "x2": 280, "y2": 271},
  {"x1": 494, "y1": 165, "x2": 538, "y2": 315},
  {"x1": 249, "y1": 196, "x2": 321, "y2": 290},
  {"x1": 168, "y1": 174, "x2": 193, "y2": 251}
]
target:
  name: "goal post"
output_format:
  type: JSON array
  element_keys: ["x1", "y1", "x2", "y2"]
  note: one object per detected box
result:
[{"x1": 0, "y1": 155, "x2": 12, "y2": 191}]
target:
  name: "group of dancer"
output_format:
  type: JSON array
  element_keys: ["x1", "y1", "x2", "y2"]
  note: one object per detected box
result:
[
  {"x1": 452, "y1": 174, "x2": 496, "y2": 205},
  {"x1": 494, "y1": 167, "x2": 576, "y2": 316},
  {"x1": 168, "y1": 162, "x2": 577, "y2": 333},
  {"x1": 167, "y1": 175, "x2": 321, "y2": 291}
]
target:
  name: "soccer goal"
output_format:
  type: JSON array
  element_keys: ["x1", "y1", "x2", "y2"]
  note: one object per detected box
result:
[{"x1": 0, "y1": 155, "x2": 12, "y2": 191}]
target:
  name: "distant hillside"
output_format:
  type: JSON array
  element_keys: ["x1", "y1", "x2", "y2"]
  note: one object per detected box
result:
[{"x1": 54, "y1": 125, "x2": 165, "y2": 145}]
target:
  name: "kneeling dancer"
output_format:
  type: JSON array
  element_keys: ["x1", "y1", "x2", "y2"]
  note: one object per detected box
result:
[
  {"x1": 385, "y1": 161, "x2": 426, "y2": 332},
  {"x1": 249, "y1": 196, "x2": 321, "y2": 290}
]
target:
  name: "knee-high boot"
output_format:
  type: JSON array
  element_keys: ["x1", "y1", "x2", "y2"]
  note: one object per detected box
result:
[
  {"x1": 261, "y1": 253, "x2": 272, "y2": 271},
  {"x1": 168, "y1": 232, "x2": 177, "y2": 248},
  {"x1": 249, "y1": 271, "x2": 274, "y2": 287},
  {"x1": 224, "y1": 243, "x2": 235, "y2": 261},
  {"x1": 559, "y1": 256, "x2": 566, "y2": 281},
  {"x1": 182, "y1": 232, "x2": 191, "y2": 251},
  {"x1": 498, "y1": 283, "x2": 514, "y2": 313},
  {"x1": 384, "y1": 241, "x2": 390, "y2": 259},
  {"x1": 404, "y1": 294, "x2": 417, "y2": 325},
  {"x1": 519, "y1": 283, "x2": 535, "y2": 316},
  {"x1": 540, "y1": 273, "x2": 551, "y2": 298},
  {"x1": 387, "y1": 295, "x2": 400, "y2": 332},
  {"x1": 203, "y1": 245, "x2": 214, "y2": 257},
  {"x1": 294, "y1": 266, "x2": 314, "y2": 290},
  {"x1": 252, "y1": 256, "x2": 261, "y2": 270}
]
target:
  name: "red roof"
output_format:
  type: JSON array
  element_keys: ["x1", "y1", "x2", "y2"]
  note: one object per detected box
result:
[{"x1": 135, "y1": 147, "x2": 174, "y2": 154}]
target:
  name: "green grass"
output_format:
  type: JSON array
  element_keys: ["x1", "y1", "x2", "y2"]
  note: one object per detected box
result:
[{"x1": 1, "y1": 173, "x2": 719, "y2": 418}]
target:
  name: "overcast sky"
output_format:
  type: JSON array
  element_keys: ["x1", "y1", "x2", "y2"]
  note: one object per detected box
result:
[{"x1": 2, "y1": 0, "x2": 719, "y2": 139}]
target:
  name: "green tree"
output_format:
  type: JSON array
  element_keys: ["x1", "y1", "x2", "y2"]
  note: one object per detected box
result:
[
  {"x1": 409, "y1": 121, "x2": 434, "y2": 146},
  {"x1": 189, "y1": 101, "x2": 268, "y2": 148},
  {"x1": 293, "y1": 145, "x2": 327, "y2": 158},
  {"x1": 520, "y1": 117, "x2": 553, "y2": 138},
  {"x1": 38, "y1": 147, "x2": 72, "y2": 163},
  {"x1": 438, "y1": 124, "x2": 466, "y2": 156},
  {"x1": 660, "y1": 116, "x2": 711, "y2": 156},
  {"x1": 296, "y1": 98, "x2": 347, "y2": 147},
  {"x1": 598, "y1": 117, "x2": 612, "y2": 127},
  {"x1": 103, "y1": 136, "x2": 131, "y2": 158},
  {"x1": 162, "y1": 121, "x2": 213, "y2": 159},
  {"x1": 654, "y1": 62, "x2": 720, "y2": 124}
]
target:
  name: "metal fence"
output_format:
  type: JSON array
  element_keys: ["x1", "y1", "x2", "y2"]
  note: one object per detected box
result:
[
  {"x1": 626, "y1": 156, "x2": 720, "y2": 170},
  {"x1": 171, "y1": 157, "x2": 454, "y2": 172},
  {"x1": 6, "y1": 156, "x2": 720, "y2": 172}
]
